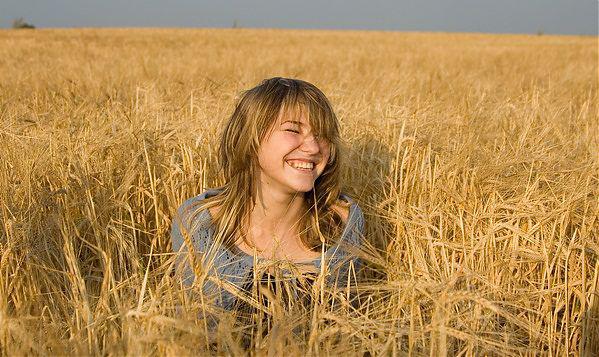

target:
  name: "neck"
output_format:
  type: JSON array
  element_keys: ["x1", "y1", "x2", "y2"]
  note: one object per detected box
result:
[{"x1": 251, "y1": 185, "x2": 306, "y2": 234}]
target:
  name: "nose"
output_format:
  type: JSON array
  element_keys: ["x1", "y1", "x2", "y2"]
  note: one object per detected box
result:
[{"x1": 299, "y1": 133, "x2": 320, "y2": 154}]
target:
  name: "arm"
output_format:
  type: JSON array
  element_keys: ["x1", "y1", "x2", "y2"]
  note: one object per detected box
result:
[
  {"x1": 171, "y1": 198, "x2": 194, "y2": 286},
  {"x1": 326, "y1": 203, "x2": 365, "y2": 288},
  {"x1": 170, "y1": 195, "x2": 250, "y2": 310},
  {"x1": 170, "y1": 196, "x2": 212, "y2": 286}
]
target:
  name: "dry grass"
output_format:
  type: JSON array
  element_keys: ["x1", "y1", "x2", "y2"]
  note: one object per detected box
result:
[{"x1": 0, "y1": 28, "x2": 597, "y2": 356}]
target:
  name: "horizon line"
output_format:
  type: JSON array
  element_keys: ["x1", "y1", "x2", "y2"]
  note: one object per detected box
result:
[{"x1": 1, "y1": 26, "x2": 596, "y2": 37}]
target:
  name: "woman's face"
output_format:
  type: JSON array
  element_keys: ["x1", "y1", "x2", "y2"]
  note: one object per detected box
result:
[{"x1": 256, "y1": 108, "x2": 331, "y2": 195}]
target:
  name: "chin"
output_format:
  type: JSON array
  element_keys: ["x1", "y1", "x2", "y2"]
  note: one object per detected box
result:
[
  {"x1": 291, "y1": 185, "x2": 314, "y2": 193},
  {"x1": 287, "y1": 180, "x2": 316, "y2": 193}
]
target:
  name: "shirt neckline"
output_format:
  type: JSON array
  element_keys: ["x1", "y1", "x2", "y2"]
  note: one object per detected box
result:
[{"x1": 200, "y1": 188, "x2": 357, "y2": 265}]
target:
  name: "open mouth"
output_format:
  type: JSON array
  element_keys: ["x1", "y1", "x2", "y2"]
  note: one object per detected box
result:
[{"x1": 286, "y1": 160, "x2": 314, "y2": 173}]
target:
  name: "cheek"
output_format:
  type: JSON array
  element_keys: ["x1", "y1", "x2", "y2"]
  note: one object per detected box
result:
[
  {"x1": 258, "y1": 134, "x2": 283, "y2": 158},
  {"x1": 272, "y1": 133, "x2": 302, "y2": 151}
]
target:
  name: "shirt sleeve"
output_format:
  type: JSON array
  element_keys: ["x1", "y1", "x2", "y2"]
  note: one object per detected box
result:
[
  {"x1": 170, "y1": 196, "x2": 212, "y2": 286},
  {"x1": 325, "y1": 203, "x2": 365, "y2": 288},
  {"x1": 170, "y1": 195, "x2": 250, "y2": 310}
]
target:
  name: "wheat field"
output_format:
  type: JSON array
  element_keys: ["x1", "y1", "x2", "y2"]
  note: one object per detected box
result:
[{"x1": 0, "y1": 28, "x2": 597, "y2": 356}]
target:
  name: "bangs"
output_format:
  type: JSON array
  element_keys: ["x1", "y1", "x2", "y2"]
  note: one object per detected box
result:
[{"x1": 277, "y1": 86, "x2": 340, "y2": 145}]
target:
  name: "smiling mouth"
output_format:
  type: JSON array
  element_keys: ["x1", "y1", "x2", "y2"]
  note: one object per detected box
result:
[{"x1": 286, "y1": 160, "x2": 315, "y2": 172}]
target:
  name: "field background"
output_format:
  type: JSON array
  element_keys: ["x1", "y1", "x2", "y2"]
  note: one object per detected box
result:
[{"x1": 0, "y1": 29, "x2": 597, "y2": 355}]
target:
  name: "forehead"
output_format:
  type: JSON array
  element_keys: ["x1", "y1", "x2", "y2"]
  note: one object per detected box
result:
[
  {"x1": 271, "y1": 99, "x2": 338, "y2": 139},
  {"x1": 276, "y1": 106, "x2": 310, "y2": 126}
]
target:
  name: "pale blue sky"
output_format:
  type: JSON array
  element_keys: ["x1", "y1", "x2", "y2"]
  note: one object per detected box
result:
[{"x1": 1, "y1": 0, "x2": 597, "y2": 35}]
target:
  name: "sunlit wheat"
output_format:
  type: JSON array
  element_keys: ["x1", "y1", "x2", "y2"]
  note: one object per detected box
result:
[{"x1": 0, "y1": 28, "x2": 597, "y2": 355}]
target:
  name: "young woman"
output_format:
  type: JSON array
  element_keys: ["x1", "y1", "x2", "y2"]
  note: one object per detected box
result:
[{"x1": 171, "y1": 77, "x2": 365, "y2": 311}]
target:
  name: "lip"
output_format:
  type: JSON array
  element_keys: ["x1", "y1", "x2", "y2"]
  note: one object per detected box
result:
[
  {"x1": 285, "y1": 161, "x2": 315, "y2": 174},
  {"x1": 285, "y1": 158, "x2": 318, "y2": 164}
]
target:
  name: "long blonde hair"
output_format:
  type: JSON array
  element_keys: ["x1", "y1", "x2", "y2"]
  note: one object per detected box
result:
[{"x1": 191, "y1": 77, "x2": 345, "y2": 251}]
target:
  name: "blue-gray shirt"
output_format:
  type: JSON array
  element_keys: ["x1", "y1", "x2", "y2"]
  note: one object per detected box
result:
[{"x1": 170, "y1": 188, "x2": 365, "y2": 310}]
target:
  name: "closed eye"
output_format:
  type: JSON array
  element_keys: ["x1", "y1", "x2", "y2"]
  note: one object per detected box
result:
[{"x1": 284, "y1": 129, "x2": 300, "y2": 134}]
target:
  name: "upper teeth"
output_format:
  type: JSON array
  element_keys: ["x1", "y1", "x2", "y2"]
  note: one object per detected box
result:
[{"x1": 288, "y1": 161, "x2": 314, "y2": 170}]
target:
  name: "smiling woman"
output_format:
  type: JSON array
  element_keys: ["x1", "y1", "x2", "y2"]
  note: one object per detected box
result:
[
  {"x1": 258, "y1": 111, "x2": 331, "y2": 196},
  {"x1": 170, "y1": 77, "x2": 365, "y2": 313}
]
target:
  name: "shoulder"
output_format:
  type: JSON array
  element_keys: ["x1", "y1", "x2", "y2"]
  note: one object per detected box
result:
[
  {"x1": 171, "y1": 188, "x2": 222, "y2": 249},
  {"x1": 331, "y1": 193, "x2": 362, "y2": 223},
  {"x1": 177, "y1": 188, "x2": 221, "y2": 209},
  {"x1": 331, "y1": 193, "x2": 365, "y2": 248},
  {"x1": 323, "y1": 194, "x2": 365, "y2": 282},
  {"x1": 175, "y1": 188, "x2": 222, "y2": 221},
  {"x1": 331, "y1": 200, "x2": 350, "y2": 224},
  {"x1": 337, "y1": 193, "x2": 365, "y2": 230}
]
